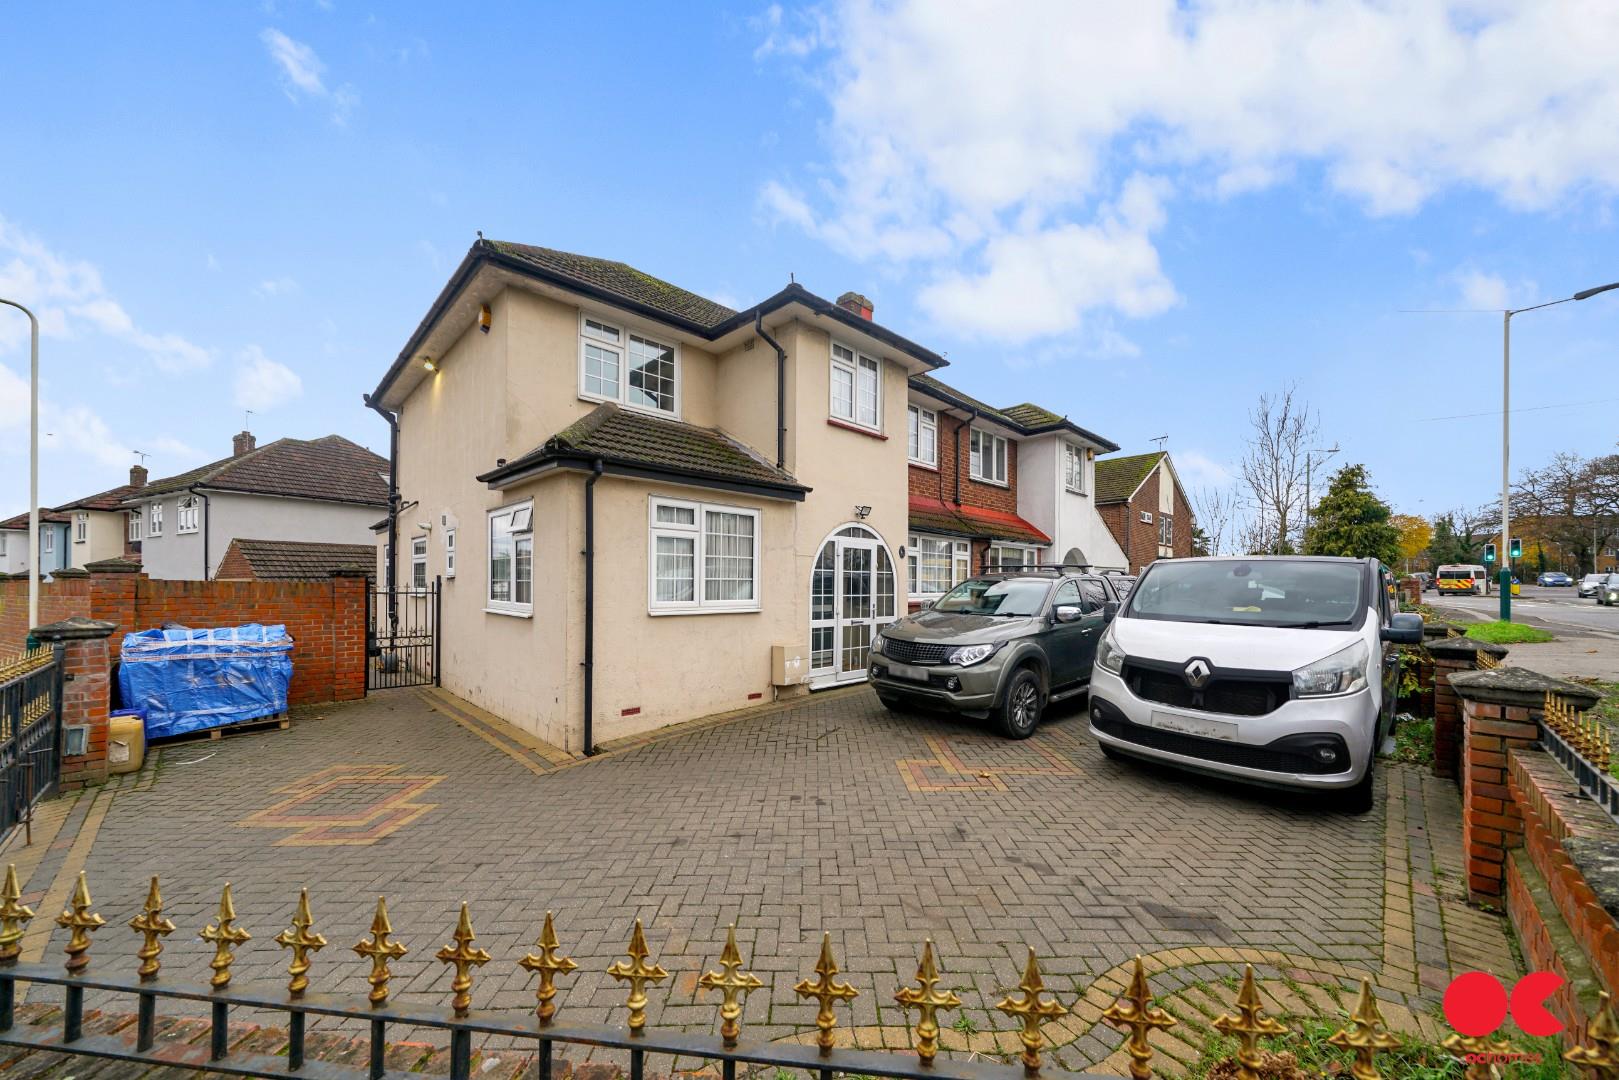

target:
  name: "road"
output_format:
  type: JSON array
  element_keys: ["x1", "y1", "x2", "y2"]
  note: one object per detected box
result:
[{"x1": 1431, "y1": 584, "x2": 1619, "y2": 637}]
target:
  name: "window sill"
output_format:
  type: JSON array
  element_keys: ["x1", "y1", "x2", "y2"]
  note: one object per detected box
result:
[
  {"x1": 648, "y1": 605, "x2": 762, "y2": 617},
  {"x1": 578, "y1": 391, "x2": 679, "y2": 422},
  {"x1": 485, "y1": 606, "x2": 533, "y2": 619},
  {"x1": 908, "y1": 459, "x2": 938, "y2": 471},
  {"x1": 826, "y1": 417, "x2": 886, "y2": 440},
  {"x1": 969, "y1": 476, "x2": 1010, "y2": 489},
  {"x1": 1064, "y1": 487, "x2": 1087, "y2": 497}
]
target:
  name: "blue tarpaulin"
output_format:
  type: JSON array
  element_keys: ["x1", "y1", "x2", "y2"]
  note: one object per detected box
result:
[{"x1": 118, "y1": 624, "x2": 293, "y2": 740}]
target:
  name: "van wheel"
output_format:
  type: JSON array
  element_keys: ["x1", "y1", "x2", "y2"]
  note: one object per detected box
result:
[
  {"x1": 996, "y1": 668, "x2": 1044, "y2": 739},
  {"x1": 1334, "y1": 760, "x2": 1376, "y2": 815},
  {"x1": 1099, "y1": 742, "x2": 1125, "y2": 762}
]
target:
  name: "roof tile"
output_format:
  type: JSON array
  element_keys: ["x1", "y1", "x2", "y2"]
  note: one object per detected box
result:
[
  {"x1": 487, "y1": 242, "x2": 737, "y2": 330},
  {"x1": 222, "y1": 539, "x2": 376, "y2": 581},
  {"x1": 129, "y1": 436, "x2": 389, "y2": 506},
  {"x1": 1094, "y1": 451, "x2": 1166, "y2": 503}
]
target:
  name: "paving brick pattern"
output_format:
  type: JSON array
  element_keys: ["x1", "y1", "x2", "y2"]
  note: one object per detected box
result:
[{"x1": 4, "y1": 687, "x2": 1518, "y2": 1075}]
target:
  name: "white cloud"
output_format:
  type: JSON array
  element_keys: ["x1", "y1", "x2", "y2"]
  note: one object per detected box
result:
[
  {"x1": 254, "y1": 276, "x2": 300, "y2": 297},
  {"x1": 752, "y1": 3, "x2": 824, "y2": 60},
  {"x1": 765, "y1": 0, "x2": 1619, "y2": 341},
  {"x1": 0, "y1": 361, "x2": 139, "y2": 471},
  {"x1": 1176, "y1": 450, "x2": 1237, "y2": 490},
  {"x1": 1451, "y1": 267, "x2": 1538, "y2": 311},
  {"x1": 260, "y1": 28, "x2": 357, "y2": 124},
  {"x1": 232, "y1": 345, "x2": 303, "y2": 412},
  {"x1": 0, "y1": 216, "x2": 211, "y2": 373}
]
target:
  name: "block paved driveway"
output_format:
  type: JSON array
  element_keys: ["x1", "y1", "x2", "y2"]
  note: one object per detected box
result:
[{"x1": 9, "y1": 686, "x2": 1516, "y2": 1073}]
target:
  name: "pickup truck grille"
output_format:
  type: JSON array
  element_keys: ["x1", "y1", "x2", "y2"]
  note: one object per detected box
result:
[
  {"x1": 880, "y1": 638, "x2": 954, "y2": 666},
  {"x1": 1124, "y1": 664, "x2": 1289, "y2": 717}
]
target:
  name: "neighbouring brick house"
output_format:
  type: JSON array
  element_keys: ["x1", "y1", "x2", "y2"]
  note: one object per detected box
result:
[
  {"x1": 904, "y1": 375, "x2": 1125, "y2": 607},
  {"x1": 216, "y1": 538, "x2": 377, "y2": 582},
  {"x1": 1094, "y1": 451, "x2": 1194, "y2": 573}
]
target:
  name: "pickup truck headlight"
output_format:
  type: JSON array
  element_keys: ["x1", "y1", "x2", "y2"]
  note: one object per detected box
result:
[
  {"x1": 1095, "y1": 631, "x2": 1124, "y2": 675},
  {"x1": 1291, "y1": 640, "x2": 1370, "y2": 697},
  {"x1": 947, "y1": 642, "x2": 1001, "y2": 666},
  {"x1": 870, "y1": 633, "x2": 887, "y2": 656}
]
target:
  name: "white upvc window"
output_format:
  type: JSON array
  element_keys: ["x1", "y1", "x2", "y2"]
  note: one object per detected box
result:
[
  {"x1": 42, "y1": 529, "x2": 54, "y2": 554},
  {"x1": 969, "y1": 429, "x2": 1008, "y2": 485},
  {"x1": 1064, "y1": 443, "x2": 1087, "y2": 494},
  {"x1": 177, "y1": 496, "x2": 200, "y2": 534},
  {"x1": 487, "y1": 501, "x2": 534, "y2": 616},
  {"x1": 578, "y1": 314, "x2": 679, "y2": 416},
  {"x1": 0, "y1": 534, "x2": 6, "y2": 556},
  {"x1": 75, "y1": 513, "x2": 88, "y2": 543},
  {"x1": 127, "y1": 509, "x2": 142, "y2": 542},
  {"x1": 1159, "y1": 514, "x2": 1174, "y2": 547},
  {"x1": 907, "y1": 534, "x2": 970, "y2": 598},
  {"x1": 1139, "y1": 510, "x2": 1153, "y2": 524},
  {"x1": 411, "y1": 536, "x2": 428, "y2": 590},
  {"x1": 648, "y1": 496, "x2": 761, "y2": 614},
  {"x1": 444, "y1": 528, "x2": 456, "y2": 578},
  {"x1": 986, "y1": 543, "x2": 1040, "y2": 570},
  {"x1": 147, "y1": 502, "x2": 163, "y2": 537},
  {"x1": 830, "y1": 342, "x2": 881, "y2": 430},
  {"x1": 907, "y1": 405, "x2": 937, "y2": 466}
]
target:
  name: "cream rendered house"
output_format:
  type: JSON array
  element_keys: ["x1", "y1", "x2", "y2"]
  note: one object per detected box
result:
[{"x1": 367, "y1": 241, "x2": 946, "y2": 753}]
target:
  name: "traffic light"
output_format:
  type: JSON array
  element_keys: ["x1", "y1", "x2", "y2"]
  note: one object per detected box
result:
[
  {"x1": 1509, "y1": 537, "x2": 1523, "y2": 560},
  {"x1": 1484, "y1": 543, "x2": 1496, "y2": 564}
]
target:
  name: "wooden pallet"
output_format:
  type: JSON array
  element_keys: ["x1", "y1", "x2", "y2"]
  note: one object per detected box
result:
[{"x1": 148, "y1": 712, "x2": 290, "y2": 746}]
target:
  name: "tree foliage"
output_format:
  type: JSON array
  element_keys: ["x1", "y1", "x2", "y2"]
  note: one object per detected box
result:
[
  {"x1": 1389, "y1": 514, "x2": 1433, "y2": 569},
  {"x1": 1511, "y1": 450, "x2": 1619, "y2": 574},
  {"x1": 1302, "y1": 464, "x2": 1400, "y2": 565}
]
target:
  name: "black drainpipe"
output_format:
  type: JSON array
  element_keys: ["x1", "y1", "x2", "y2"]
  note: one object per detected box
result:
[
  {"x1": 363, "y1": 394, "x2": 401, "y2": 597},
  {"x1": 754, "y1": 312, "x2": 787, "y2": 469},
  {"x1": 190, "y1": 486, "x2": 212, "y2": 580},
  {"x1": 582, "y1": 459, "x2": 604, "y2": 755},
  {"x1": 954, "y1": 407, "x2": 976, "y2": 507}
]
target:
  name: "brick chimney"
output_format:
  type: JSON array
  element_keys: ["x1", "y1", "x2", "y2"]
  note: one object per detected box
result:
[
  {"x1": 836, "y1": 291, "x2": 874, "y2": 320},
  {"x1": 129, "y1": 464, "x2": 148, "y2": 488},
  {"x1": 232, "y1": 430, "x2": 257, "y2": 457}
]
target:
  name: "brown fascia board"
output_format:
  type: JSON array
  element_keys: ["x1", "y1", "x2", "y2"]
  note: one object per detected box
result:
[{"x1": 369, "y1": 243, "x2": 948, "y2": 408}]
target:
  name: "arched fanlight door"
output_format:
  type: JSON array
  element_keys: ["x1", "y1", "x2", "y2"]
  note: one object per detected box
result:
[{"x1": 809, "y1": 523, "x2": 896, "y2": 687}]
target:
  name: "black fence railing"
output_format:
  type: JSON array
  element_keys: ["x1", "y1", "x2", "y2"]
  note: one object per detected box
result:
[
  {"x1": 1541, "y1": 691, "x2": 1619, "y2": 826},
  {"x1": 0, "y1": 645, "x2": 62, "y2": 840}
]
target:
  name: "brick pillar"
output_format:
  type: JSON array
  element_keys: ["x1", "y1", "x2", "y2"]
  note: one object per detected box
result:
[
  {"x1": 31, "y1": 616, "x2": 118, "y2": 791},
  {"x1": 330, "y1": 569, "x2": 369, "y2": 702},
  {"x1": 1449, "y1": 667, "x2": 1598, "y2": 903},
  {"x1": 1427, "y1": 635, "x2": 1508, "y2": 780},
  {"x1": 85, "y1": 556, "x2": 143, "y2": 660}
]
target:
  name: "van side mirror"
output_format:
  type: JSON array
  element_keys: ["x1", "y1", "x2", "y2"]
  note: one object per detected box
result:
[
  {"x1": 1102, "y1": 601, "x2": 1120, "y2": 620},
  {"x1": 1382, "y1": 612, "x2": 1423, "y2": 645}
]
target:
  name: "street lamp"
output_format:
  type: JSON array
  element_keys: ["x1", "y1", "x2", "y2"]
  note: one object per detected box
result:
[
  {"x1": 1498, "y1": 280, "x2": 1619, "y2": 620},
  {"x1": 0, "y1": 298, "x2": 40, "y2": 633},
  {"x1": 1303, "y1": 444, "x2": 1339, "y2": 546}
]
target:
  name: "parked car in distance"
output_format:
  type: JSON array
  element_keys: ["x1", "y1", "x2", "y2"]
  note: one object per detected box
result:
[
  {"x1": 1597, "y1": 574, "x2": 1619, "y2": 606},
  {"x1": 1536, "y1": 572, "x2": 1572, "y2": 587},
  {"x1": 1089, "y1": 556, "x2": 1421, "y2": 814},
  {"x1": 870, "y1": 568, "x2": 1121, "y2": 738},
  {"x1": 1579, "y1": 573, "x2": 1606, "y2": 598},
  {"x1": 1409, "y1": 571, "x2": 1433, "y2": 592},
  {"x1": 1106, "y1": 574, "x2": 1137, "y2": 600}
]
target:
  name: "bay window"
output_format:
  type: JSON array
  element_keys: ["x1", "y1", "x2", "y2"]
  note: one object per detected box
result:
[
  {"x1": 969, "y1": 429, "x2": 1008, "y2": 484},
  {"x1": 579, "y1": 314, "x2": 679, "y2": 415},
  {"x1": 648, "y1": 496, "x2": 760, "y2": 613},
  {"x1": 907, "y1": 534, "x2": 969, "y2": 598},
  {"x1": 907, "y1": 405, "x2": 937, "y2": 465},
  {"x1": 487, "y1": 502, "x2": 534, "y2": 616},
  {"x1": 830, "y1": 342, "x2": 881, "y2": 429}
]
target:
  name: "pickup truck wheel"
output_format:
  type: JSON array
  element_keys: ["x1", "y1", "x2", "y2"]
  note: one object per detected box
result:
[
  {"x1": 876, "y1": 692, "x2": 905, "y2": 714},
  {"x1": 996, "y1": 668, "x2": 1044, "y2": 739}
]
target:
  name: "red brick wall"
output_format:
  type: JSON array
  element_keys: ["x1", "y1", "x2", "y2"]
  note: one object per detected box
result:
[
  {"x1": 58, "y1": 633, "x2": 112, "y2": 790},
  {"x1": 0, "y1": 574, "x2": 90, "y2": 652},
  {"x1": 907, "y1": 410, "x2": 1019, "y2": 516},
  {"x1": 215, "y1": 541, "x2": 254, "y2": 580}
]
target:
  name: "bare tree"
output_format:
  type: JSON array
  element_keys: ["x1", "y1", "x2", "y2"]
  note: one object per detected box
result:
[
  {"x1": 1238, "y1": 386, "x2": 1318, "y2": 554},
  {"x1": 1512, "y1": 450, "x2": 1619, "y2": 573},
  {"x1": 1191, "y1": 485, "x2": 1239, "y2": 556}
]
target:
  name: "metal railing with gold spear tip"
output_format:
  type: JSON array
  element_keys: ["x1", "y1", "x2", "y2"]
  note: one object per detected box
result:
[
  {"x1": 2, "y1": 867, "x2": 1617, "y2": 1080},
  {"x1": 1542, "y1": 691, "x2": 1619, "y2": 825}
]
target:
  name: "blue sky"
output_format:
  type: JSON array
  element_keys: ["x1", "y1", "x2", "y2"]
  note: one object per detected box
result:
[{"x1": 2, "y1": 1, "x2": 1616, "y2": 526}]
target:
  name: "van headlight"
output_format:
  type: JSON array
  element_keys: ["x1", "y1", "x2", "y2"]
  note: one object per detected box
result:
[
  {"x1": 947, "y1": 642, "x2": 1001, "y2": 667},
  {"x1": 1095, "y1": 632, "x2": 1125, "y2": 675},
  {"x1": 1292, "y1": 640, "x2": 1370, "y2": 697}
]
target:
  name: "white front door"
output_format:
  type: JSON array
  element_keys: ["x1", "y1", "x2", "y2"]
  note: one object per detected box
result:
[{"x1": 810, "y1": 525, "x2": 896, "y2": 688}]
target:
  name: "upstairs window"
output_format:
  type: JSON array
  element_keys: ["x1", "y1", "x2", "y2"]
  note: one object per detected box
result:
[
  {"x1": 177, "y1": 497, "x2": 200, "y2": 534},
  {"x1": 579, "y1": 314, "x2": 679, "y2": 415},
  {"x1": 148, "y1": 502, "x2": 163, "y2": 537},
  {"x1": 75, "y1": 513, "x2": 88, "y2": 543},
  {"x1": 42, "y1": 529, "x2": 54, "y2": 554},
  {"x1": 1139, "y1": 510, "x2": 1153, "y2": 524},
  {"x1": 126, "y1": 509, "x2": 141, "y2": 542},
  {"x1": 830, "y1": 343, "x2": 881, "y2": 429},
  {"x1": 907, "y1": 405, "x2": 937, "y2": 466},
  {"x1": 1159, "y1": 514, "x2": 1174, "y2": 547},
  {"x1": 488, "y1": 502, "x2": 533, "y2": 616},
  {"x1": 1064, "y1": 443, "x2": 1086, "y2": 494},
  {"x1": 969, "y1": 429, "x2": 1008, "y2": 485}
]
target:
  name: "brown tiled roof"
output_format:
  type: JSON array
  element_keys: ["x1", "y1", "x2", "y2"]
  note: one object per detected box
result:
[
  {"x1": 486, "y1": 242, "x2": 738, "y2": 330},
  {"x1": 480, "y1": 403, "x2": 808, "y2": 497},
  {"x1": 55, "y1": 483, "x2": 143, "y2": 512},
  {"x1": 222, "y1": 539, "x2": 375, "y2": 581},
  {"x1": 128, "y1": 436, "x2": 389, "y2": 506},
  {"x1": 910, "y1": 377, "x2": 1119, "y2": 451},
  {"x1": 1095, "y1": 451, "x2": 1166, "y2": 504},
  {"x1": 0, "y1": 509, "x2": 69, "y2": 530},
  {"x1": 910, "y1": 374, "x2": 1021, "y2": 428}
]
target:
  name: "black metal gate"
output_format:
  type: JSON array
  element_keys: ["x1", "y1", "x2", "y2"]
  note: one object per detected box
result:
[
  {"x1": 366, "y1": 580, "x2": 440, "y2": 691},
  {"x1": 0, "y1": 645, "x2": 63, "y2": 840}
]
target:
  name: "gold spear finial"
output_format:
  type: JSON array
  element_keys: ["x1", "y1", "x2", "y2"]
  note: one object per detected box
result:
[
  {"x1": 606, "y1": 918, "x2": 669, "y2": 1034},
  {"x1": 0, "y1": 864, "x2": 36, "y2": 964},
  {"x1": 1102, "y1": 956, "x2": 1176, "y2": 1080},
  {"x1": 274, "y1": 888, "x2": 328, "y2": 996},
  {"x1": 996, "y1": 947, "x2": 1069, "y2": 1074},
  {"x1": 794, "y1": 932, "x2": 859, "y2": 1053},
  {"x1": 698, "y1": 924, "x2": 764, "y2": 1048},
  {"x1": 1326, "y1": 978, "x2": 1401, "y2": 1080},
  {"x1": 200, "y1": 882, "x2": 251, "y2": 989},
  {"x1": 127, "y1": 876, "x2": 176, "y2": 980},
  {"x1": 353, "y1": 896, "x2": 407, "y2": 1005},
  {"x1": 56, "y1": 871, "x2": 106, "y2": 974},
  {"x1": 894, "y1": 939, "x2": 962, "y2": 1065},
  {"x1": 1212, "y1": 966, "x2": 1288, "y2": 1080},
  {"x1": 1441, "y1": 1031, "x2": 1517, "y2": 1080},
  {"x1": 1565, "y1": 991, "x2": 1619, "y2": 1078},
  {"x1": 435, "y1": 902, "x2": 491, "y2": 1017},
  {"x1": 518, "y1": 911, "x2": 578, "y2": 1024}
]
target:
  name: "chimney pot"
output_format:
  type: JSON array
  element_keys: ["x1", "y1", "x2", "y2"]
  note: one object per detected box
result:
[
  {"x1": 836, "y1": 291, "x2": 874, "y2": 320},
  {"x1": 233, "y1": 430, "x2": 257, "y2": 457},
  {"x1": 129, "y1": 464, "x2": 148, "y2": 488}
]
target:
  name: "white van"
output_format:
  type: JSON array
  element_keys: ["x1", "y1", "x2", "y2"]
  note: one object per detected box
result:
[{"x1": 1089, "y1": 556, "x2": 1422, "y2": 814}]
